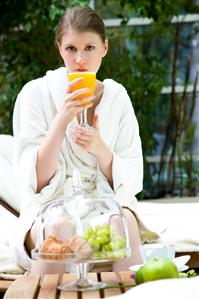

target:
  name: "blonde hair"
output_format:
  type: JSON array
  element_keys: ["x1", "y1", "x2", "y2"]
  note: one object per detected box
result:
[{"x1": 55, "y1": 6, "x2": 106, "y2": 45}]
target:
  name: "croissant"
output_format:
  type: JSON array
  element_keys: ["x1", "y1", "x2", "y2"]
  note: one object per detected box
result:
[
  {"x1": 40, "y1": 235, "x2": 72, "y2": 260},
  {"x1": 69, "y1": 235, "x2": 92, "y2": 260},
  {"x1": 40, "y1": 235, "x2": 92, "y2": 261}
]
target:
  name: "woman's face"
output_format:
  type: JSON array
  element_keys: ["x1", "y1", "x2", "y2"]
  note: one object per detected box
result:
[{"x1": 58, "y1": 29, "x2": 108, "y2": 73}]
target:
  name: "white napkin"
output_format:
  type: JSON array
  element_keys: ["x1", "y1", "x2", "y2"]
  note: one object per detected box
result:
[{"x1": 110, "y1": 276, "x2": 199, "y2": 299}]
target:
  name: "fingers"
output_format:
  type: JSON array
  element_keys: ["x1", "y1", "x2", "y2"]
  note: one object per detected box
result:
[
  {"x1": 76, "y1": 131, "x2": 90, "y2": 142},
  {"x1": 70, "y1": 127, "x2": 90, "y2": 140},
  {"x1": 77, "y1": 126, "x2": 93, "y2": 136},
  {"x1": 64, "y1": 89, "x2": 94, "y2": 104},
  {"x1": 70, "y1": 126, "x2": 93, "y2": 147},
  {"x1": 63, "y1": 95, "x2": 94, "y2": 116},
  {"x1": 76, "y1": 95, "x2": 95, "y2": 107},
  {"x1": 67, "y1": 77, "x2": 83, "y2": 92},
  {"x1": 75, "y1": 138, "x2": 88, "y2": 146},
  {"x1": 66, "y1": 78, "x2": 96, "y2": 110},
  {"x1": 70, "y1": 87, "x2": 91, "y2": 98}
]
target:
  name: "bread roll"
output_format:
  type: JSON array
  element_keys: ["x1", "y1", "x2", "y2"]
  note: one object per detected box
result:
[{"x1": 40, "y1": 235, "x2": 72, "y2": 259}]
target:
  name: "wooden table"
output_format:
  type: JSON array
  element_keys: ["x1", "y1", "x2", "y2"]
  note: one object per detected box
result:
[{"x1": 3, "y1": 271, "x2": 135, "y2": 299}]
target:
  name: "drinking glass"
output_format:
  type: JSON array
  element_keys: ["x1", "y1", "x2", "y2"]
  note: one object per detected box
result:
[{"x1": 67, "y1": 72, "x2": 96, "y2": 127}]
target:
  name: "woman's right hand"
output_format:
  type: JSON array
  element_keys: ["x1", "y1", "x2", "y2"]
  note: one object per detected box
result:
[{"x1": 57, "y1": 78, "x2": 94, "y2": 126}]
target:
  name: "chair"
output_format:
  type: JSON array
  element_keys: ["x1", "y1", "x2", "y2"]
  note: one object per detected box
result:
[{"x1": 0, "y1": 196, "x2": 19, "y2": 218}]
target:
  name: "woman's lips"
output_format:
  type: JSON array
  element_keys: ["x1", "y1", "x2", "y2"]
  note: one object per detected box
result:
[{"x1": 75, "y1": 69, "x2": 88, "y2": 72}]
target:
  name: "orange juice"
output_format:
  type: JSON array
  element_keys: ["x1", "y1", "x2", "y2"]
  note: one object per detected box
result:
[{"x1": 67, "y1": 72, "x2": 96, "y2": 105}]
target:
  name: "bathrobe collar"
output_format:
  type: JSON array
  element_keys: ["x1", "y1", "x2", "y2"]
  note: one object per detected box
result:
[{"x1": 46, "y1": 67, "x2": 67, "y2": 113}]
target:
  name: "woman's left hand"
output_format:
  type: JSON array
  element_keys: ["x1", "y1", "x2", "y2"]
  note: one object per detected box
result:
[
  {"x1": 71, "y1": 114, "x2": 113, "y2": 186},
  {"x1": 70, "y1": 115, "x2": 105, "y2": 156}
]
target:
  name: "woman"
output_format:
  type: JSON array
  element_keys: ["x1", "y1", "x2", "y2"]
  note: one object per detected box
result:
[{"x1": 11, "y1": 6, "x2": 157, "y2": 273}]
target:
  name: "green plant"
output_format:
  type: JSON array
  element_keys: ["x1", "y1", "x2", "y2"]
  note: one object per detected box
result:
[{"x1": 0, "y1": 0, "x2": 89, "y2": 134}]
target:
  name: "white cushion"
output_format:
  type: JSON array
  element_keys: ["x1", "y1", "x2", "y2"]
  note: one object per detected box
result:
[{"x1": 138, "y1": 197, "x2": 199, "y2": 252}]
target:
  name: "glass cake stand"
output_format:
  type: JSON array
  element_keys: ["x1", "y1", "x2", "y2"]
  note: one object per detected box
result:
[{"x1": 31, "y1": 195, "x2": 131, "y2": 291}]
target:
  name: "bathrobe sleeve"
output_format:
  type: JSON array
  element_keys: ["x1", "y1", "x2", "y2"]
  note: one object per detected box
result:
[
  {"x1": 13, "y1": 80, "x2": 66, "y2": 207},
  {"x1": 111, "y1": 88, "x2": 143, "y2": 210}
]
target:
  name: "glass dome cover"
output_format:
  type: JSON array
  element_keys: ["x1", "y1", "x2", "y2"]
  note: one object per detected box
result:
[
  {"x1": 32, "y1": 194, "x2": 131, "y2": 291},
  {"x1": 32, "y1": 195, "x2": 130, "y2": 263}
]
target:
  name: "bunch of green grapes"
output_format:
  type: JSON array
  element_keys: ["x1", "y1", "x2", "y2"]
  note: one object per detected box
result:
[{"x1": 83, "y1": 224, "x2": 127, "y2": 260}]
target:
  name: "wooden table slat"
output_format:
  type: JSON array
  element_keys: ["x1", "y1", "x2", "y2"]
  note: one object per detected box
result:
[
  {"x1": 3, "y1": 271, "x2": 136, "y2": 299},
  {"x1": 101, "y1": 272, "x2": 122, "y2": 298},
  {"x1": 82, "y1": 272, "x2": 100, "y2": 299},
  {"x1": 59, "y1": 273, "x2": 78, "y2": 299},
  {"x1": 118, "y1": 271, "x2": 136, "y2": 291},
  {"x1": 4, "y1": 275, "x2": 40, "y2": 299},
  {"x1": 37, "y1": 274, "x2": 59, "y2": 299}
]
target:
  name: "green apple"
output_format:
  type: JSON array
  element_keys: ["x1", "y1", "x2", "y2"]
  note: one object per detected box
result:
[{"x1": 135, "y1": 258, "x2": 179, "y2": 284}]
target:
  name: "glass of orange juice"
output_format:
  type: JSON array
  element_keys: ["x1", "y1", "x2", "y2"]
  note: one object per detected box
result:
[{"x1": 67, "y1": 72, "x2": 96, "y2": 127}]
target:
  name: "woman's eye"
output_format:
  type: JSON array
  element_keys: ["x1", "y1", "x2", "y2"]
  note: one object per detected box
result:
[
  {"x1": 85, "y1": 45, "x2": 95, "y2": 51},
  {"x1": 65, "y1": 46, "x2": 76, "y2": 52}
]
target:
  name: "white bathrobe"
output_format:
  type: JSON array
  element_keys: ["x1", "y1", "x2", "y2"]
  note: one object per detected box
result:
[{"x1": 11, "y1": 67, "x2": 146, "y2": 270}]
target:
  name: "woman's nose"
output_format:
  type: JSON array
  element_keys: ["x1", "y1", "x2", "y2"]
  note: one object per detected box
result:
[{"x1": 75, "y1": 52, "x2": 86, "y2": 64}]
